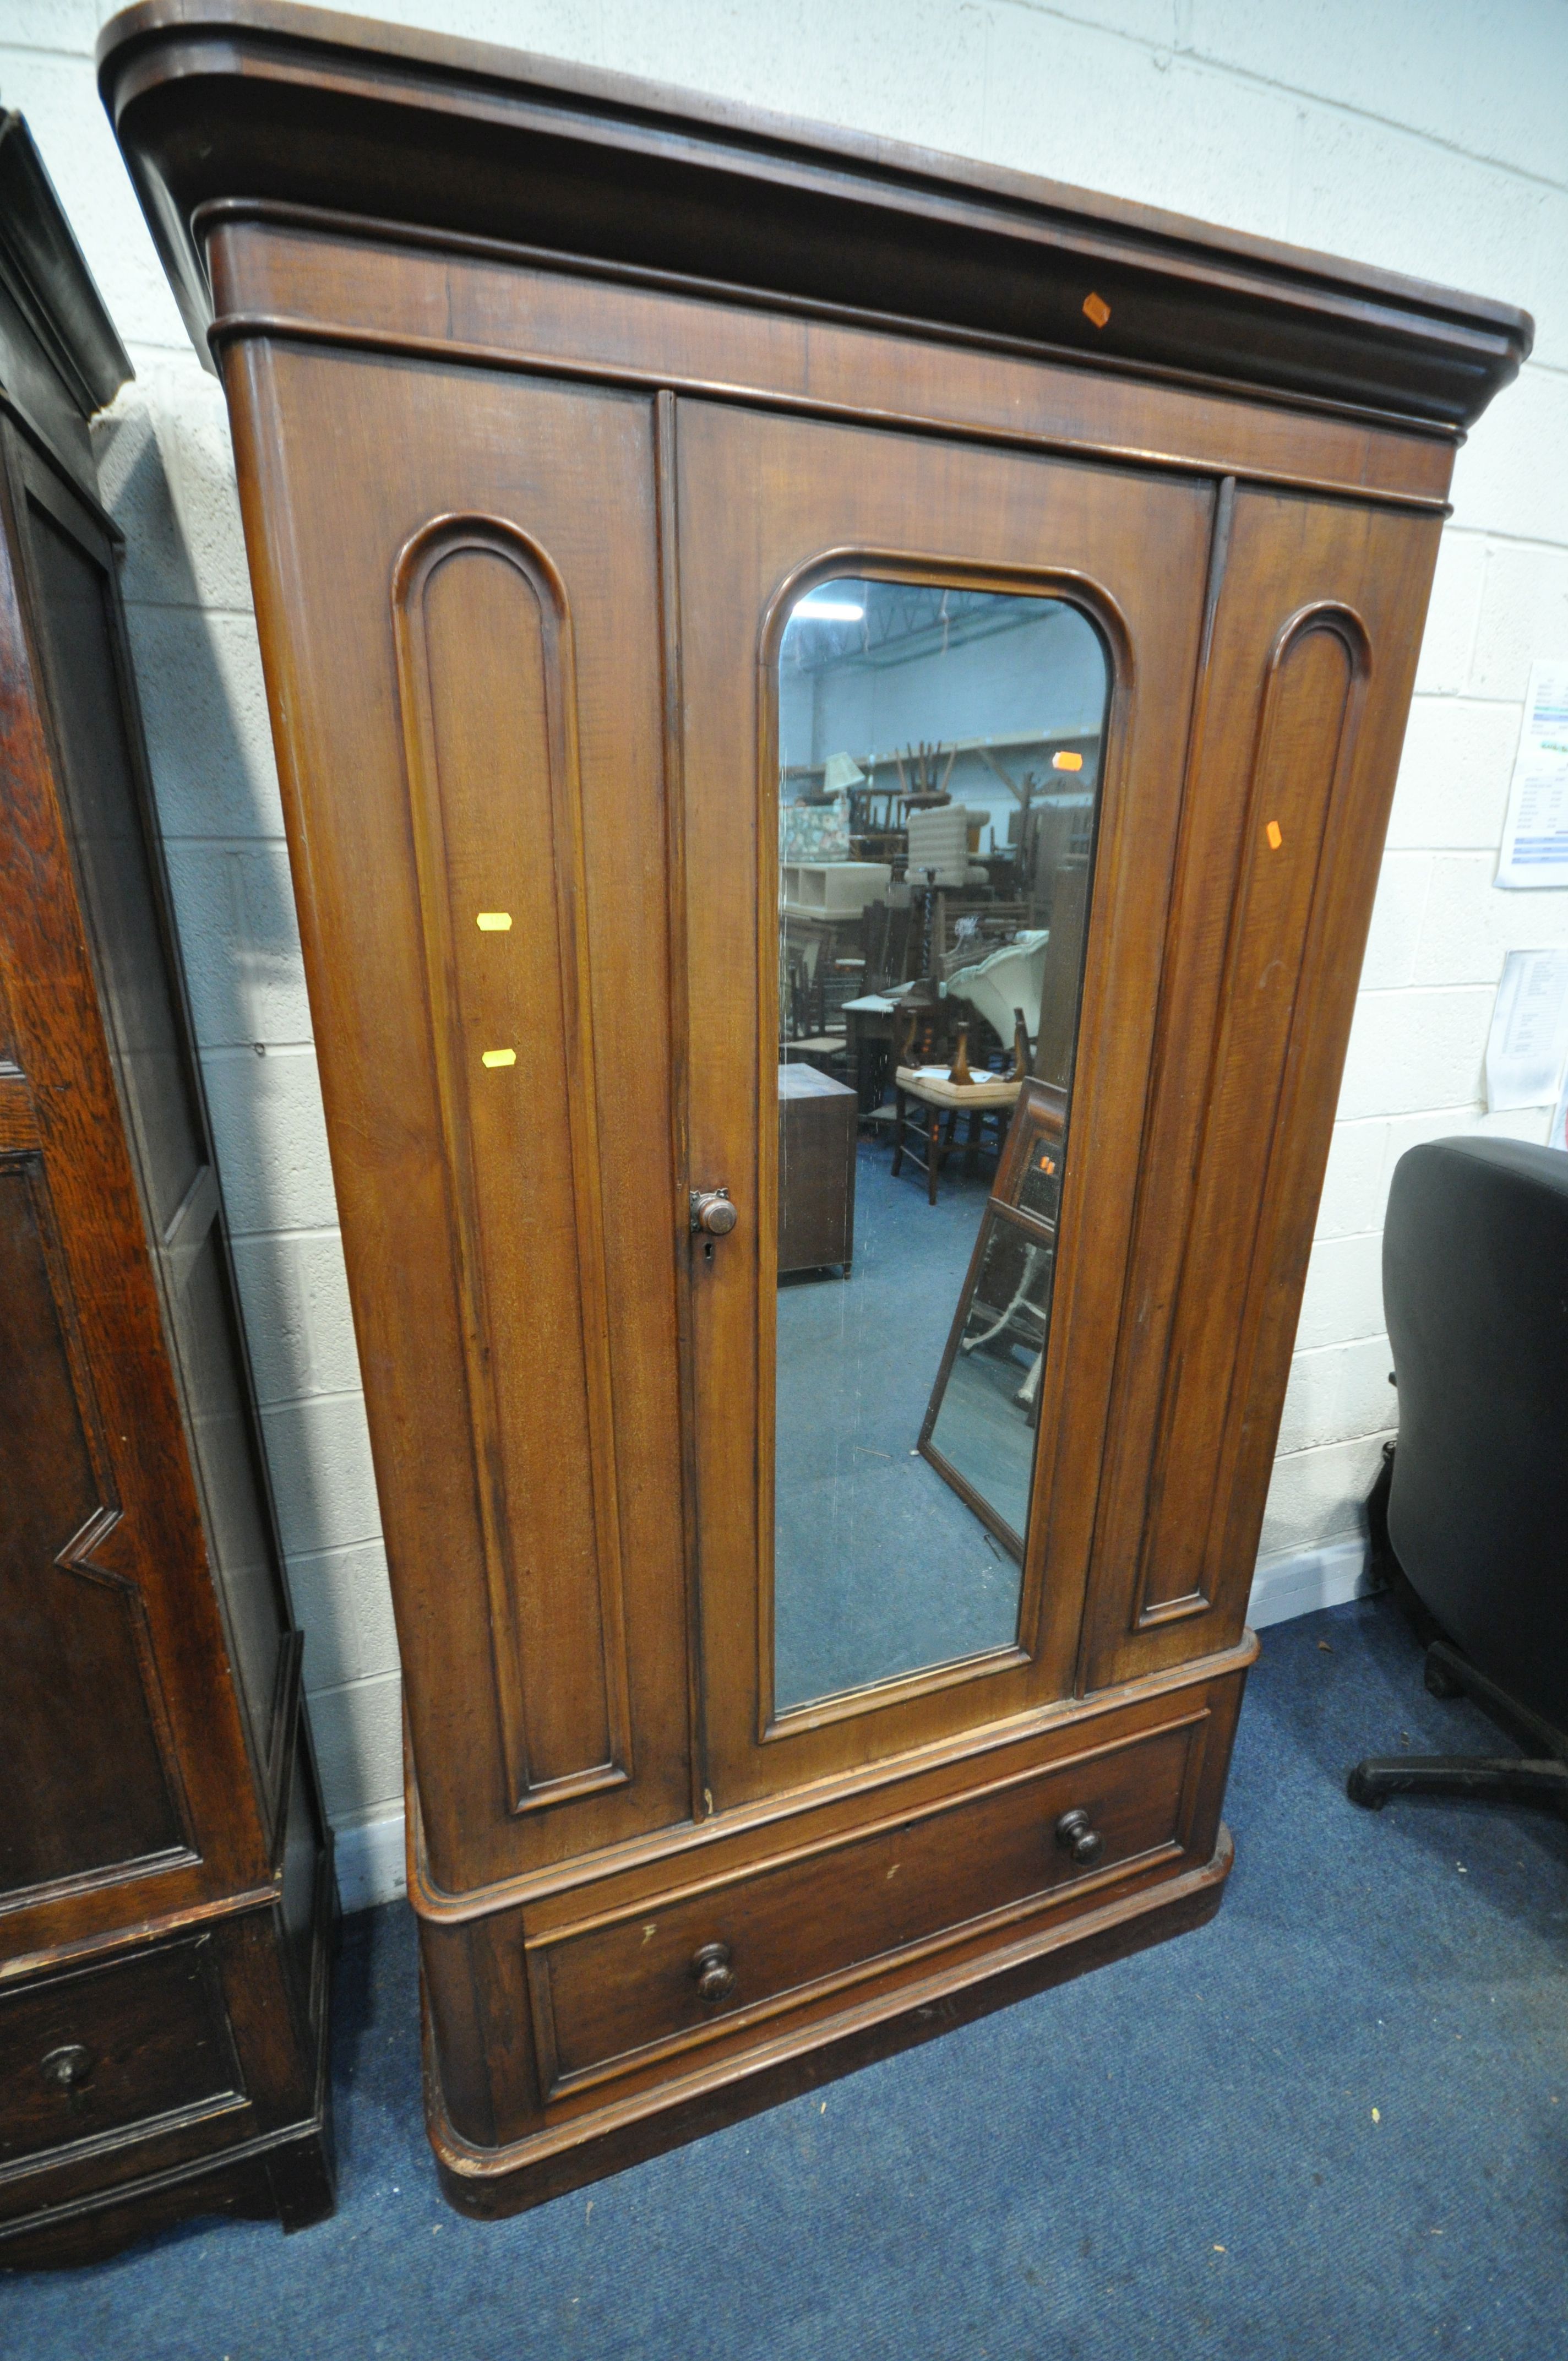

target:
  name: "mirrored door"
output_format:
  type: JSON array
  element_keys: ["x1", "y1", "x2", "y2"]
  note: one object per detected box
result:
[
  {"x1": 772, "y1": 577, "x2": 1108, "y2": 1711},
  {"x1": 677, "y1": 399, "x2": 1216, "y2": 1806}
]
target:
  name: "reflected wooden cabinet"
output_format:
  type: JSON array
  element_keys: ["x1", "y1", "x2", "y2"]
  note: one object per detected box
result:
[
  {"x1": 101, "y1": 0, "x2": 1528, "y2": 2216},
  {"x1": 777, "y1": 1065, "x2": 857, "y2": 1277},
  {"x1": 0, "y1": 108, "x2": 333, "y2": 2265}
]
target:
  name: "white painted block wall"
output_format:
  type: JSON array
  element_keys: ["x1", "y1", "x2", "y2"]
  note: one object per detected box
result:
[{"x1": 5, "y1": 1, "x2": 1566, "y2": 1903}]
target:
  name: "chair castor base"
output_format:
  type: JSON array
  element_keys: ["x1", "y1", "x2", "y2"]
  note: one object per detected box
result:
[{"x1": 1423, "y1": 1645, "x2": 1464, "y2": 1700}]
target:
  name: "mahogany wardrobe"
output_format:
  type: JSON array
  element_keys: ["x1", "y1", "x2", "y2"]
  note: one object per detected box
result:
[{"x1": 100, "y1": 0, "x2": 1527, "y2": 2218}]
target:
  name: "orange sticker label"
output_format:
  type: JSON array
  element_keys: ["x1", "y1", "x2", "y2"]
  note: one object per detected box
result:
[
  {"x1": 1266, "y1": 821, "x2": 1283, "y2": 850},
  {"x1": 1082, "y1": 291, "x2": 1111, "y2": 329},
  {"x1": 1052, "y1": 750, "x2": 1084, "y2": 772}
]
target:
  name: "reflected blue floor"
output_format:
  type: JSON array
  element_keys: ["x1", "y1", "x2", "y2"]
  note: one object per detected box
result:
[{"x1": 774, "y1": 1143, "x2": 1024, "y2": 1709}]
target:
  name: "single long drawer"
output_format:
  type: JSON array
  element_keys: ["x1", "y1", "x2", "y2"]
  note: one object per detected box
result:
[
  {"x1": 528, "y1": 1710, "x2": 1207, "y2": 2094},
  {"x1": 0, "y1": 1935, "x2": 244, "y2": 2174}
]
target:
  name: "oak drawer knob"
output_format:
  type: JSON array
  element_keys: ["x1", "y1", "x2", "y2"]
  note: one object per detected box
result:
[
  {"x1": 1054, "y1": 1808, "x2": 1104, "y2": 1867},
  {"x1": 41, "y1": 2043, "x2": 94, "y2": 2093},
  {"x1": 690, "y1": 1940, "x2": 737, "y2": 2006}
]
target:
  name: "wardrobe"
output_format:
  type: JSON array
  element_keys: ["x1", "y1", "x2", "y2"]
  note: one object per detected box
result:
[
  {"x1": 99, "y1": 0, "x2": 1528, "y2": 2217},
  {"x1": 0, "y1": 105, "x2": 335, "y2": 2264}
]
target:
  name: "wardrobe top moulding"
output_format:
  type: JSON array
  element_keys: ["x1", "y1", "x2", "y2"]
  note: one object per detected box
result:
[{"x1": 96, "y1": 0, "x2": 1529, "y2": 465}]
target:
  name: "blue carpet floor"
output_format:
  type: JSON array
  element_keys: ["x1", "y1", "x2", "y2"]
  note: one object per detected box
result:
[{"x1": 6, "y1": 1593, "x2": 1566, "y2": 2360}]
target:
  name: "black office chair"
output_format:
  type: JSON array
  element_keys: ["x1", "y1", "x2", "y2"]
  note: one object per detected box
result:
[{"x1": 1347, "y1": 1135, "x2": 1568, "y2": 1815}]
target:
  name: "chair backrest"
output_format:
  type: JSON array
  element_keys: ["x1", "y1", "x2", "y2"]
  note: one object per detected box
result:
[{"x1": 1384, "y1": 1135, "x2": 1568, "y2": 1729}]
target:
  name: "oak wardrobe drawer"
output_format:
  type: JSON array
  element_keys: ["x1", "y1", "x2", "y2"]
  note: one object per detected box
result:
[
  {"x1": 0, "y1": 1938, "x2": 244, "y2": 2173},
  {"x1": 529, "y1": 1712, "x2": 1208, "y2": 2093}
]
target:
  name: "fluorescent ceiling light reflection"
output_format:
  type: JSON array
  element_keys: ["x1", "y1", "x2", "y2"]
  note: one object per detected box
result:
[{"x1": 793, "y1": 597, "x2": 864, "y2": 621}]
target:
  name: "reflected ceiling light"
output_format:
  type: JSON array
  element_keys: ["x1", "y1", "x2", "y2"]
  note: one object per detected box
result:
[
  {"x1": 794, "y1": 597, "x2": 864, "y2": 621},
  {"x1": 1052, "y1": 750, "x2": 1084, "y2": 771}
]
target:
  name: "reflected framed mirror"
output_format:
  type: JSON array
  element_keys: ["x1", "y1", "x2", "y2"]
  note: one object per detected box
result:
[
  {"x1": 771, "y1": 573, "x2": 1108, "y2": 1713},
  {"x1": 918, "y1": 1079, "x2": 1068, "y2": 1558}
]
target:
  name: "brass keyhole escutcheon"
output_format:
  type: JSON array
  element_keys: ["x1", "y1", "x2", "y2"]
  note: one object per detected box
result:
[
  {"x1": 1054, "y1": 1808, "x2": 1104, "y2": 1867},
  {"x1": 690, "y1": 1940, "x2": 737, "y2": 2007}
]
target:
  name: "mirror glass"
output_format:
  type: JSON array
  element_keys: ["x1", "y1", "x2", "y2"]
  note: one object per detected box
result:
[{"x1": 771, "y1": 576, "x2": 1108, "y2": 1712}]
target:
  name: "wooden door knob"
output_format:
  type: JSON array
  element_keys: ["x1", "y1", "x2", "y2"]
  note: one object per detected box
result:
[
  {"x1": 690, "y1": 1188, "x2": 739, "y2": 1237},
  {"x1": 1054, "y1": 1808, "x2": 1103, "y2": 1867},
  {"x1": 690, "y1": 1940, "x2": 737, "y2": 2005}
]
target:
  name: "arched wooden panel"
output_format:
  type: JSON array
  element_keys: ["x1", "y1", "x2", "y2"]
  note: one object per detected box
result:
[
  {"x1": 394, "y1": 517, "x2": 630, "y2": 1812},
  {"x1": 1135, "y1": 605, "x2": 1369, "y2": 1625}
]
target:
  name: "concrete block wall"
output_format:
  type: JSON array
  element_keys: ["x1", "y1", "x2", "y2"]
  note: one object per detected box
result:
[{"x1": 6, "y1": 1, "x2": 1566, "y2": 1894}]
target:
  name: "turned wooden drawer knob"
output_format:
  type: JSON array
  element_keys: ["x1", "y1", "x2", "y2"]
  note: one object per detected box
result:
[
  {"x1": 690, "y1": 1941, "x2": 737, "y2": 2006},
  {"x1": 1054, "y1": 1808, "x2": 1104, "y2": 1867},
  {"x1": 41, "y1": 2043, "x2": 94, "y2": 2093}
]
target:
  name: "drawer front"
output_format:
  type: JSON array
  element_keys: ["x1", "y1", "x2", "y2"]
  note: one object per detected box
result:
[
  {"x1": 530, "y1": 1711, "x2": 1207, "y2": 2093},
  {"x1": 0, "y1": 1936, "x2": 244, "y2": 2173}
]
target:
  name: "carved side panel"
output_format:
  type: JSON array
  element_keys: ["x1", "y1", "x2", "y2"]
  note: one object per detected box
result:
[
  {"x1": 393, "y1": 518, "x2": 630, "y2": 1811},
  {"x1": 1136, "y1": 606, "x2": 1368, "y2": 1623},
  {"x1": 0, "y1": 1156, "x2": 185, "y2": 1897}
]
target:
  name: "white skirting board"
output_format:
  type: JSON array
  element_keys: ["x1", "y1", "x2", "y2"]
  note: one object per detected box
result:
[
  {"x1": 326, "y1": 1537, "x2": 1375, "y2": 1913},
  {"x1": 333, "y1": 1808, "x2": 409, "y2": 1915},
  {"x1": 1245, "y1": 1535, "x2": 1373, "y2": 1628}
]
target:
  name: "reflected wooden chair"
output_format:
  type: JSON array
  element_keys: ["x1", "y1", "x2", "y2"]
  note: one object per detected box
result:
[{"x1": 890, "y1": 1065, "x2": 1022, "y2": 1203}]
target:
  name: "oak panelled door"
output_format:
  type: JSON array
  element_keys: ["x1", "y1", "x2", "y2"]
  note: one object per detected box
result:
[{"x1": 680, "y1": 401, "x2": 1212, "y2": 1804}]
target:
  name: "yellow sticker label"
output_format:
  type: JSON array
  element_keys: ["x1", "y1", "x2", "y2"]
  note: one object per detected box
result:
[
  {"x1": 1266, "y1": 820, "x2": 1283, "y2": 850},
  {"x1": 481, "y1": 1047, "x2": 516, "y2": 1068},
  {"x1": 1052, "y1": 750, "x2": 1084, "y2": 773},
  {"x1": 476, "y1": 912, "x2": 513, "y2": 931},
  {"x1": 1082, "y1": 291, "x2": 1111, "y2": 329}
]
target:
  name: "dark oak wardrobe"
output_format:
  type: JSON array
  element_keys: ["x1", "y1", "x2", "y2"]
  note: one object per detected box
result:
[
  {"x1": 0, "y1": 110, "x2": 333, "y2": 2266},
  {"x1": 99, "y1": 0, "x2": 1527, "y2": 2218}
]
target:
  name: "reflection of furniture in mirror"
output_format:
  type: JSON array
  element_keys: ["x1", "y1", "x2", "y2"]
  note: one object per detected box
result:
[
  {"x1": 841, "y1": 992, "x2": 899, "y2": 1109},
  {"x1": 891, "y1": 1065, "x2": 1022, "y2": 1204},
  {"x1": 777, "y1": 1065, "x2": 857, "y2": 1276},
  {"x1": 905, "y1": 803, "x2": 974, "y2": 886},
  {"x1": 846, "y1": 782, "x2": 906, "y2": 863},
  {"x1": 779, "y1": 864, "x2": 886, "y2": 1047},
  {"x1": 946, "y1": 930, "x2": 1049, "y2": 1047},
  {"x1": 1033, "y1": 863, "x2": 1091, "y2": 1089},
  {"x1": 0, "y1": 111, "x2": 334, "y2": 2265},
  {"x1": 105, "y1": 0, "x2": 1526, "y2": 2224},
  {"x1": 934, "y1": 905, "x2": 1032, "y2": 993},
  {"x1": 861, "y1": 901, "x2": 916, "y2": 990},
  {"x1": 781, "y1": 859, "x2": 891, "y2": 917},
  {"x1": 920, "y1": 1081, "x2": 1067, "y2": 1553}
]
